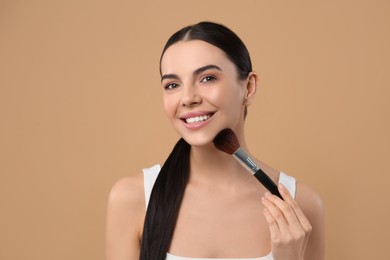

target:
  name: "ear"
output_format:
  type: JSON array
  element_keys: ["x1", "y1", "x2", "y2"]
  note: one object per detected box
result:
[{"x1": 243, "y1": 71, "x2": 258, "y2": 106}]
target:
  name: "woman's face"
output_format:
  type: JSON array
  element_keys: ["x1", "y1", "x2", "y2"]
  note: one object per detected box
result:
[{"x1": 160, "y1": 40, "x2": 251, "y2": 147}]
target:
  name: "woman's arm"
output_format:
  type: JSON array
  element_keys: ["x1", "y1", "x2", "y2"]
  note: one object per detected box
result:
[
  {"x1": 105, "y1": 174, "x2": 145, "y2": 260},
  {"x1": 261, "y1": 182, "x2": 325, "y2": 260}
]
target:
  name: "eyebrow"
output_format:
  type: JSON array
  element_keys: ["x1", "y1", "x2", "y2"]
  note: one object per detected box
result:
[{"x1": 161, "y1": 64, "x2": 222, "y2": 82}]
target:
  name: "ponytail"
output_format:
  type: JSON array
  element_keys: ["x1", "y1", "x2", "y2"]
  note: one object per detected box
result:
[{"x1": 140, "y1": 138, "x2": 191, "y2": 260}]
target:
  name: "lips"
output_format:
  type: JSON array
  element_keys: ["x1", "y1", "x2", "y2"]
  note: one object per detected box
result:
[
  {"x1": 179, "y1": 111, "x2": 215, "y2": 126},
  {"x1": 184, "y1": 114, "x2": 212, "y2": 123}
]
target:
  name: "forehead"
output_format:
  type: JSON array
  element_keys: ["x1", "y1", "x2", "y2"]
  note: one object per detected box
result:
[{"x1": 160, "y1": 40, "x2": 233, "y2": 75}]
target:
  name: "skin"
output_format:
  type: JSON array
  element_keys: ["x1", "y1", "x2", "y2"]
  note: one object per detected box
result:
[{"x1": 106, "y1": 40, "x2": 325, "y2": 260}]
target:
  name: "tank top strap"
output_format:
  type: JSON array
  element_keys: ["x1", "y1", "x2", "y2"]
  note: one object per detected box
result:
[
  {"x1": 278, "y1": 172, "x2": 296, "y2": 199},
  {"x1": 143, "y1": 164, "x2": 161, "y2": 208}
]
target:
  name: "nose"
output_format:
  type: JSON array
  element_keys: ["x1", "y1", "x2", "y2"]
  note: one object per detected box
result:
[{"x1": 181, "y1": 85, "x2": 202, "y2": 107}]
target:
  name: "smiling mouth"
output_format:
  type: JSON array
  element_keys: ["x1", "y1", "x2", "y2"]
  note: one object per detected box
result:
[{"x1": 182, "y1": 113, "x2": 214, "y2": 124}]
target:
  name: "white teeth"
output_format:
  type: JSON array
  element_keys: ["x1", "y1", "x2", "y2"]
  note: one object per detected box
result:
[{"x1": 185, "y1": 114, "x2": 211, "y2": 124}]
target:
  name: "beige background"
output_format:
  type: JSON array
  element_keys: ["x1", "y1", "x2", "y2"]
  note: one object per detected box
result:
[{"x1": 1, "y1": 0, "x2": 389, "y2": 259}]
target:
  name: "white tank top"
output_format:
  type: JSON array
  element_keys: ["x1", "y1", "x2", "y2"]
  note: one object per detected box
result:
[{"x1": 143, "y1": 164, "x2": 296, "y2": 260}]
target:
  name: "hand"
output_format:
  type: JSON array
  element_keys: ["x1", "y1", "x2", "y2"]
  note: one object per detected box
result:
[{"x1": 261, "y1": 184, "x2": 312, "y2": 260}]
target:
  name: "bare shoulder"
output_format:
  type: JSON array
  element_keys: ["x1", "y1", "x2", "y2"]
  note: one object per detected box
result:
[
  {"x1": 106, "y1": 172, "x2": 145, "y2": 260},
  {"x1": 295, "y1": 181, "x2": 324, "y2": 217},
  {"x1": 108, "y1": 172, "x2": 145, "y2": 208},
  {"x1": 106, "y1": 172, "x2": 146, "y2": 234},
  {"x1": 295, "y1": 181, "x2": 326, "y2": 260}
]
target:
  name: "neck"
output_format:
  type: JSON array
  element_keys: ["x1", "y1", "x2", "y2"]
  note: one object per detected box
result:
[{"x1": 188, "y1": 138, "x2": 252, "y2": 187}]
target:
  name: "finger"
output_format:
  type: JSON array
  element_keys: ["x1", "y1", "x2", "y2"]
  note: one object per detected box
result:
[
  {"x1": 262, "y1": 207, "x2": 281, "y2": 240},
  {"x1": 265, "y1": 189, "x2": 298, "y2": 225},
  {"x1": 261, "y1": 195, "x2": 291, "y2": 235},
  {"x1": 277, "y1": 186, "x2": 312, "y2": 250},
  {"x1": 264, "y1": 190, "x2": 305, "y2": 237},
  {"x1": 278, "y1": 183, "x2": 294, "y2": 203},
  {"x1": 278, "y1": 184, "x2": 312, "y2": 233}
]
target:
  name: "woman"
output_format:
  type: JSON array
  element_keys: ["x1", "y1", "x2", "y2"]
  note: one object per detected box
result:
[{"x1": 106, "y1": 21, "x2": 325, "y2": 260}]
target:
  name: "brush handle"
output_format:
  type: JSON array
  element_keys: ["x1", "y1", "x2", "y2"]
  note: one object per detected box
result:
[
  {"x1": 254, "y1": 169, "x2": 283, "y2": 200},
  {"x1": 233, "y1": 148, "x2": 283, "y2": 200}
]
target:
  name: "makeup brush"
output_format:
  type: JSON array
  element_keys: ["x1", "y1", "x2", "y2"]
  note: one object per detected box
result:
[{"x1": 213, "y1": 128, "x2": 283, "y2": 199}]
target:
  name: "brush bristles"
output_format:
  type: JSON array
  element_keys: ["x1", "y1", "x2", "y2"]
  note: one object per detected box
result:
[{"x1": 213, "y1": 128, "x2": 240, "y2": 155}]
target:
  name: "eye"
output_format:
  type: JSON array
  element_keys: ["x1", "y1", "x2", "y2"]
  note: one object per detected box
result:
[
  {"x1": 200, "y1": 75, "x2": 216, "y2": 83},
  {"x1": 164, "y1": 82, "x2": 180, "y2": 90}
]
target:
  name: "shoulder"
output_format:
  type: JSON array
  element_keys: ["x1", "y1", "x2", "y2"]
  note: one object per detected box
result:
[
  {"x1": 295, "y1": 181, "x2": 326, "y2": 259},
  {"x1": 106, "y1": 172, "x2": 146, "y2": 238},
  {"x1": 295, "y1": 182, "x2": 324, "y2": 217},
  {"x1": 107, "y1": 172, "x2": 145, "y2": 214},
  {"x1": 106, "y1": 172, "x2": 146, "y2": 259}
]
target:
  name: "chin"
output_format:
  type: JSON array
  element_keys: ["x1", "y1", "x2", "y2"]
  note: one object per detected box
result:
[
  {"x1": 180, "y1": 133, "x2": 214, "y2": 147},
  {"x1": 177, "y1": 125, "x2": 233, "y2": 149}
]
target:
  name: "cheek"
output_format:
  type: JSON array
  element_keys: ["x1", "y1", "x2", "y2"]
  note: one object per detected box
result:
[
  {"x1": 162, "y1": 95, "x2": 177, "y2": 119},
  {"x1": 206, "y1": 83, "x2": 244, "y2": 108},
  {"x1": 204, "y1": 85, "x2": 228, "y2": 106},
  {"x1": 162, "y1": 99, "x2": 171, "y2": 118}
]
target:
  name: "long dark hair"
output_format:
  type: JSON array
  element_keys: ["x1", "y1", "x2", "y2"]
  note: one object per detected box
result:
[{"x1": 140, "y1": 21, "x2": 253, "y2": 260}]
